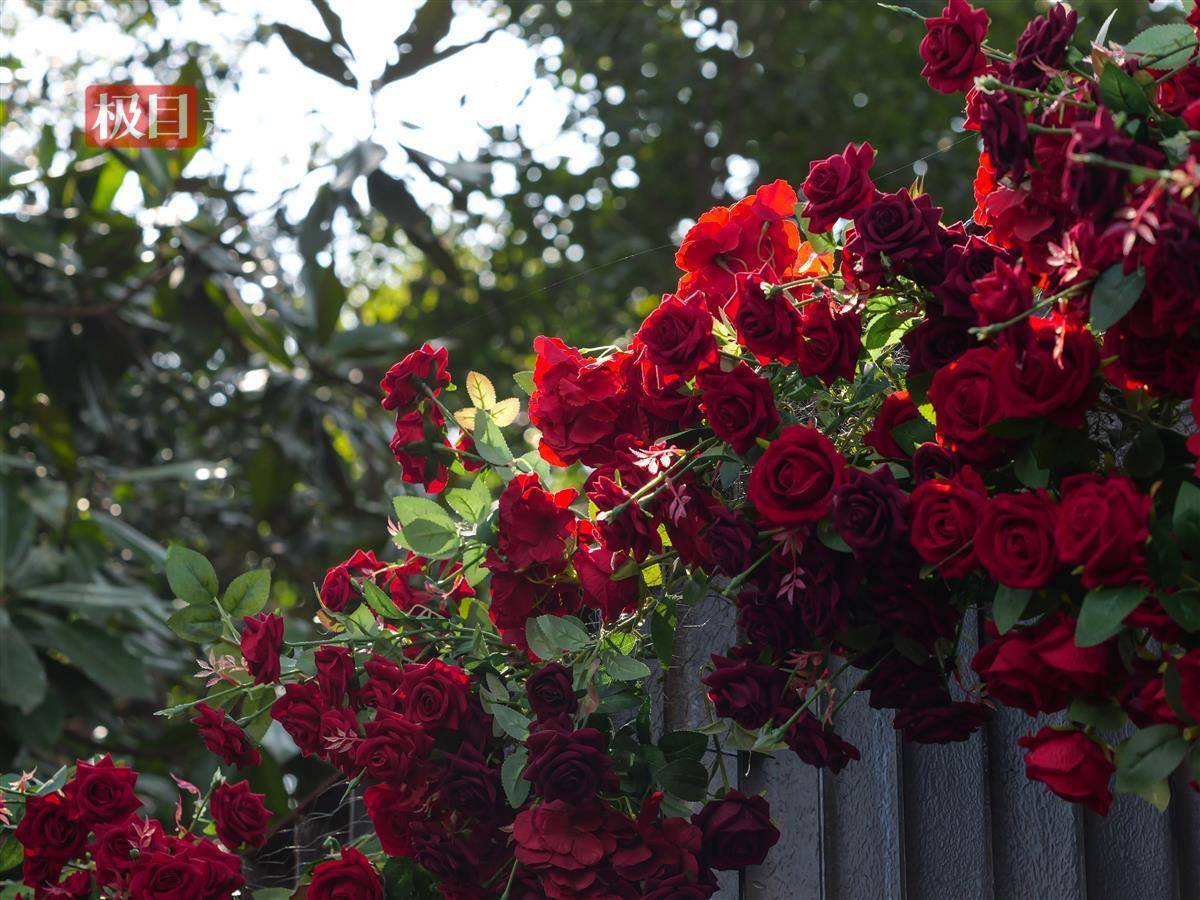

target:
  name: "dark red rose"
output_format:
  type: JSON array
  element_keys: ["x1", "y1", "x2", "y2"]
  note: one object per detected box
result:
[
  {"x1": 1120, "y1": 662, "x2": 1185, "y2": 729},
  {"x1": 747, "y1": 425, "x2": 846, "y2": 528},
  {"x1": 62, "y1": 755, "x2": 140, "y2": 826},
  {"x1": 1011, "y1": 3, "x2": 1077, "y2": 88},
  {"x1": 979, "y1": 85, "x2": 1031, "y2": 182},
  {"x1": 865, "y1": 391, "x2": 919, "y2": 459},
  {"x1": 401, "y1": 659, "x2": 471, "y2": 731},
  {"x1": 529, "y1": 337, "x2": 629, "y2": 467},
  {"x1": 892, "y1": 688, "x2": 992, "y2": 743},
  {"x1": 587, "y1": 476, "x2": 661, "y2": 563},
  {"x1": 45, "y1": 870, "x2": 91, "y2": 898},
  {"x1": 643, "y1": 874, "x2": 718, "y2": 900},
  {"x1": 935, "y1": 234, "x2": 1011, "y2": 318},
  {"x1": 127, "y1": 850, "x2": 211, "y2": 900},
  {"x1": 524, "y1": 726, "x2": 619, "y2": 803},
  {"x1": 240, "y1": 612, "x2": 283, "y2": 685},
  {"x1": 14, "y1": 792, "x2": 86, "y2": 862},
  {"x1": 356, "y1": 708, "x2": 433, "y2": 782},
  {"x1": 575, "y1": 546, "x2": 638, "y2": 621},
  {"x1": 380, "y1": 342, "x2": 450, "y2": 412},
  {"x1": 927, "y1": 346, "x2": 1006, "y2": 466},
  {"x1": 969, "y1": 258, "x2": 1031, "y2": 327},
  {"x1": 439, "y1": 743, "x2": 502, "y2": 816},
  {"x1": 702, "y1": 655, "x2": 785, "y2": 730},
  {"x1": 794, "y1": 299, "x2": 861, "y2": 386},
  {"x1": 849, "y1": 189, "x2": 944, "y2": 264},
  {"x1": 832, "y1": 466, "x2": 909, "y2": 556},
  {"x1": 410, "y1": 821, "x2": 483, "y2": 887},
  {"x1": 271, "y1": 681, "x2": 324, "y2": 755},
  {"x1": 364, "y1": 781, "x2": 426, "y2": 857},
  {"x1": 972, "y1": 612, "x2": 1115, "y2": 715},
  {"x1": 725, "y1": 267, "x2": 804, "y2": 363},
  {"x1": 693, "y1": 791, "x2": 780, "y2": 871},
  {"x1": 498, "y1": 472, "x2": 577, "y2": 572},
  {"x1": 91, "y1": 816, "x2": 167, "y2": 884},
  {"x1": 320, "y1": 706, "x2": 363, "y2": 775},
  {"x1": 736, "y1": 590, "x2": 801, "y2": 657},
  {"x1": 801, "y1": 141, "x2": 878, "y2": 232},
  {"x1": 1057, "y1": 474, "x2": 1150, "y2": 589},
  {"x1": 974, "y1": 491, "x2": 1059, "y2": 589},
  {"x1": 612, "y1": 794, "x2": 704, "y2": 883},
  {"x1": 993, "y1": 317, "x2": 1099, "y2": 426},
  {"x1": 178, "y1": 836, "x2": 246, "y2": 899},
  {"x1": 909, "y1": 467, "x2": 986, "y2": 578},
  {"x1": 778, "y1": 709, "x2": 860, "y2": 773},
  {"x1": 698, "y1": 362, "x2": 780, "y2": 454},
  {"x1": 527, "y1": 662, "x2": 578, "y2": 719},
  {"x1": 315, "y1": 644, "x2": 357, "y2": 708},
  {"x1": 919, "y1": 0, "x2": 989, "y2": 93},
  {"x1": 1064, "y1": 110, "x2": 1164, "y2": 218},
  {"x1": 309, "y1": 847, "x2": 383, "y2": 900},
  {"x1": 912, "y1": 442, "x2": 960, "y2": 484},
  {"x1": 703, "y1": 503, "x2": 758, "y2": 579},
  {"x1": 210, "y1": 780, "x2": 270, "y2": 849},
  {"x1": 903, "y1": 314, "x2": 973, "y2": 376},
  {"x1": 1018, "y1": 727, "x2": 1114, "y2": 815},
  {"x1": 513, "y1": 800, "x2": 623, "y2": 900},
  {"x1": 1177, "y1": 649, "x2": 1200, "y2": 723},
  {"x1": 636, "y1": 293, "x2": 717, "y2": 383},
  {"x1": 789, "y1": 543, "x2": 859, "y2": 641},
  {"x1": 192, "y1": 703, "x2": 260, "y2": 768},
  {"x1": 1103, "y1": 306, "x2": 1200, "y2": 398}
]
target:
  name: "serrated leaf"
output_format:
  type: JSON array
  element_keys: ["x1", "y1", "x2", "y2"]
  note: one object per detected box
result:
[
  {"x1": 1159, "y1": 589, "x2": 1200, "y2": 633},
  {"x1": 654, "y1": 758, "x2": 708, "y2": 801},
  {"x1": 222, "y1": 570, "x2": 270, "y2": 618},
  {"x1": 166, "y1": 545, "x2": 218, "y2": 605},
  {"x1": 445, "y1": 479, "x2": 492, "y2": 524},
  {"x1": 501, "y1": 748, "x2": 530, "y2": 808},
  {"x1": 513, "y1": 370, "x2": 535, "y2": 395},
  {"x1": 361, "y1": 580, "x2": 404, "y2": 619},
  {"x1": 392, "y1": 496, "x2": 459, "y2": 558},
  {"x1": 1075, "y1": 584, "x2": 1148, "y2": 647},
  {"x1": 1115, "y1": 724, "x2": 1189, "y2": 794},
  {"x1": 474, "y1": 409, "x2": 513, "y2": 467},
  {"x1": 604, "y1": 652, "x2": 651, "y2": 682},
  {"x1": 993, "y1": 585, "x2": 1032, "y2": 635},
  {"x1": 1068, "y1": 696, "x2": 1128, "y2": 731},
  {"x1": 466, "y1": 371, "x2": 497, "y2": 410},
  {"x1": 453, "y1": 408, "x2": 477, "y2": 431},
  {"x1": 1124, "y1": 22, "x2": 1198, "y2": 70},
  {"x1": 490, "y1": 705, "x2": 531, "y2": 741},
  {"x1": 1099, "y1": 63, "x2": 1150, "y2": 117},
  {"x1": 490, "y1": 397, "x2": 520, "y2": 428},
  {"x1": 167, "y1": 605, "x2": 224, "y2": 643},
  {"x1": 1089, "y1": 264, "x2": 1144, "y2": 333}
]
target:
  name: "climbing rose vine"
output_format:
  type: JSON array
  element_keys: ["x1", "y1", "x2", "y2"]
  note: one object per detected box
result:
[{"x1": 8, "y1": 3, "x2": 1200, "y2": 897}]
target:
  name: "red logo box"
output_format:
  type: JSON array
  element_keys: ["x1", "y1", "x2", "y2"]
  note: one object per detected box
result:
[{"x1": 84, "y1": 85, "x2": 199, "y2": 149}]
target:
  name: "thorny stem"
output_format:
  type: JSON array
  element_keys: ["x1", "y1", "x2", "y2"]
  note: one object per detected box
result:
[
  {"x1": 968, "y1": 281, "x2": 1091, "y2": 339},
  {"x1": 979, "y1": 77, "x2": 1096, "y2": 109}
]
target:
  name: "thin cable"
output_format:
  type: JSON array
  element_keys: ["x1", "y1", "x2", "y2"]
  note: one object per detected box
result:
[{"x1": 877, "y1": 133, "x2": 978, "y2": 180}]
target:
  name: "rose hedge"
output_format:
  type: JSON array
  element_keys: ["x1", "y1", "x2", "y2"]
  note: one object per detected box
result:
[{"x1": 6, "y1": 3, "x2": 1200, "y2": 898}]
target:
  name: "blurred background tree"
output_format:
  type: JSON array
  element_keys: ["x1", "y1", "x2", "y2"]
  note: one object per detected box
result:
[{"x1": 0, "y1": 0, "x2": 1180, "y2": 815}]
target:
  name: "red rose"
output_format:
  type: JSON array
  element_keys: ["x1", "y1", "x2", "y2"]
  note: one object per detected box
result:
[
  {"x1": 1177, "y1": 649, "x2": 1200, "y2": 723},
  {"x1": 309, "y1": 847, "x2": 383, "y2": 900},
  {"x1": 45, "y1": 870, "x2": 91, "y2": 898},
  {"x1": 777, "y1": 709, "x2": 860, "y2": 773},
  {"x1": 192, "y1": 703, "x2": 261, "y2": 769},
  {"x1": 315, "y1": 644, "x2": 357, "y2": 708},
  {"x1": 271, "y1": 681, "x2": 324, "y2": 755},
  {"x1": 176, "y1": 836, "x2": 246, "y2": 898},
  {"x1": 529, "y1": 337, "x2": 628, "y2": 467},
  {"x1": 747, "y1": 425, "x2": 847, "y2": 528},
  {"x1": 692, "y1": 791, "x2": 780, "y2": 871},
  {"x1": 1064, "y1": 110, "x2": 1164, "y2": 219},
  {"x1": 388, "y1": 407, "x2": 450, "y2": 494},
  {"x1": 524, "y1": 726, "x2": 619, "y2": 803},
  {"x1": 92, "y1": 816, "x2": 166, "y2": 885},
  {"x1": 725, "y1": 268, "x2": 804, "y2": 363},
  {"x1": 636, "y1": 293, "x2": 717, "y2": 383},
  {"x1": 912, "y1": 442, "x2": 960, "y2": 484},
  {"x1": 498, "y1": 472, "x2": 577, "y2": 572},
  {"x1": 319, "y1": 549, "x2": 379, "y2": 613},
  {"x1": 979, "y1": 87, "x2": 1031, "y2": 183},
  {"x1": 909, "y1": 467, "x2": 987, "y2": 578},
  {"x1": 935, "y1": 235, "x2": 1011, "y2": 318},
  {"x1": 974, "y1": 491, "x2": 1059, "y2": 589},
  {"x1": 698, "y1": 363, "x2": 779, "y2": 454},
  {"x1": 14, "y1": 792, "x2": 86, "y2": 863},
  {"x1": 210, "y1": 780, "x2": 270, "y2": 849},
  {"x1": 62, "y1": 755, "x2": 140, "y2": 826},
  {"x1": 675, "y1": 206, "x2": 742, "y2": 300},
  {"x1": 919, "y1": 0, "x2": 989, "y2": 93},
  {"x1": 801, "y1": 142, "x2": 877, "y2": 233},
  {"x1": 969, "y1": 259, "x2": 1031, "y2": 327},
  {"x1": 513, "y1": 800, "x2": 623, "y2": 900},
  {"x1": 848, "y1": 189, "x2": 944, "y2": 265},
  {"x1": 1018, "y1": 727, "x2": 1114, "y2": 815},
  {"x1": 379, "y1": 342, "x2": 450, "y2": 412},
  {"x1": 902, "y1": 314, "x2": 972, "y2": 376},
  {"x1": 240, "y1": 612, "x2": 283, "y2": 685},
  {"x1": 927, "y1": 346, "x2": 1006, "y2": 465},
  {"x1": 865, "y1": 390, "x2": 919, "y2": 459},
  {"x1": 356, "y1": 708, "x2": 433, "y2": 782},
  {"x1": 794, "y1": 298, "x2": 861, "y2": 386},
  {"x1": 127, "y1": 850, "x2": 211, "y2": 900},
  {"x1": 364, "y1": 781, "x2": 426, "y2": 857},
  {"x1": 1011, "y1": 4, "x2": 1077, "y2": 88},
  {"x1": 575, "y1": 546, "x2": 638, "y2": 621},
  {"x1": 587, "y1": 476, "x2": 661, "y2": 563},
  {"x1": 320, "y1": 706, "x2": 363, "y2": 775},
  {"x1": 992, "y1": 317, "x2": 1099, "y2": 426},
  {"x1": 527, "y1": 663, "x2": 578, "y2": 720},
  {"x1": 831, "y1": 466, "x2": 909, "y2": 557},
  {"x1": 439, "y1": 743, "x2": 502, "y2": 816},
  {"x1": 400, "y1": 659, "x2": 471, "y2": 731},
  {"x1": 702, "y1": 655, "x2": 785, "y2": 730},
  {"x1": 1057, "y1": 474, "x2": 1150, "y2": 588}
]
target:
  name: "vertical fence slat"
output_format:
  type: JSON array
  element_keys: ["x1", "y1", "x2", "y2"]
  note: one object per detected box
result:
[
  {"x1": 1083, "y1": 792, "x2": 1177, "y2": 900},
  {"x1": 1170, "y1": 772, "x2": 1200, "y2": 900},
  {"x1": 743, "y1": 751, "x2": 824, "y2": 899}
]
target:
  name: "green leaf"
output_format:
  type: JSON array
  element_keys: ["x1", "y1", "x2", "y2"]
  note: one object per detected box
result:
[
  {"x1": 490, "y1": 705, "x2": 531, "y2": 741},
  {"x1": 17, "y1": 583, "x2": 159, "y2": 612},
  {"x1": 501, "y1": 748, "x2": 530, "y2": 809},
  {"x1": 659, "y1": 730, "x2": 708, "y2": 762},
  {"x1": 1089, "y1": 264, "x2": 1144, "y2": 333},
  {"x1": 392, "y1": 496, "x2": 460, "y2": 558},
  {"x1": 445, "y1": 477, "x2": 492, "y2": 524},
  {"x1": 474, "y1": 409, "x2": 513, "y2": 467},
  {"x1": 91, "y1": 512, "x2": 167, "y2": 567},
  {"x1": 1068, "y1": 696, "x2": 1128, "y2": 731},
  {"x1": 274, "y1": 23, "x2": 356, "y2": 86},
  {"x1": 166, "y1": 545, "x2": 218, "y2": 605},
  {"x1": 532, "y1": 615, "x2": 590, "y2": 655},
  {"x1": 1013, "y1": 444, "x2": 1048, "y2": 489},
  {"x1": 655, "y1": 758, "x2": 708, "y2": 802},
  {"x1": 604, "y1": 652, "x2": 651, "y2": 682},
  {"x1": 1125, "y1": 23, "x2": 1198, "y2": 70},
  {"x1": 34, "y1": 621, "x2": 153, "y2": 700},
  {"x1": 0, "y1": 479, "x2": 34, "y2": 595},
  {"x1": 890, "y1": 416, "x2": 934, "y2": 455},
  {"x1": 514, "y1": 370, "x2": 535, "y2": 395},
  {"x1": 359, "y1": 580, "x2": 403, "y2": 619},
  {"x1": 525, "y1": 617, "x2": 556, "y2": 661},
  {"x1": 1159, "y1": 589, "x2": 1200, "y2": 633},
  {"x1": 1075, "y1": 584, "x2": 1148, "y2": 647},
  {"x1": 817, "y1": 519, "x2": 851, "y2": 554},
  {"x1": 992, "y1": 585, "x2": 1032, "y2": 635},
  {"x1": 1099, "y1": 63, "x2": 1150, "y2": 117},
  {"x1": 167, "y1": 605, "x2": 224, "y2": 643},
  {"x1": 0, "y1": 835, "x2": 23, "y2": 875},
  {"x1": 1115, "y1": 724, "x2": 1189, "y2": 794},
  {"x1": 651, "y1": 602, "x2": 676, "y2": 668},
  {"x1": 221, "y1": 570, "x2": 270, "y2": 618},
  {"x1": 0, "y1": 609, "x2": 47, "y2": 713},
  {"x1": 1173, "y1": 482, "x2": 1200, "y2": 556}
]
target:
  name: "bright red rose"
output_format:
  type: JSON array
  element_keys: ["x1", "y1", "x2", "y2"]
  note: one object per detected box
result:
[
  {"x1": 529, "y1": 336, "x2": 629, "y2": 467},
  {"x1": 14, "y1": 792, "x2": 86, "y2": 863},
  {"x1": 927, "y1": 346, "x2": 1007, "y2": 465},
  {"x1": 725, "y1": 267, "x2": 804, "y2": 363},
  {"x1": 747, "y1": 425, "x2": 846, "y2": 528},
  {"x1": 919, "y1": 0, "x2": 989, "y2": 93},
  {"x1": 527, "y1": 662, "x2": 578, "y2": 720},
  {"x1": 801, "y1": 141, "x2": 877, "y2": 233},
  {"x1": 909, "y1": 466, "x2": 986, "y2": 578},
  {"x1": 498, "y1": 472, "x2": 577, "y2": 572},
  {"x1": 693, "y1": 791, "x2": 780, "y2": 871},
  {"x1": 127, "y1": 850, "x2": 211, "y2": 900},
  {"x1": 192, "y1": 703, "x2": 260, "y2": 769},
  {"x1": 969, "y1": 258, "x2": 1031, "y2": 327},
  {"x1": 1057, "y1": 474, "x2": 1150, "y2": 589},
  {"x1": 92, "y1": 816, "x2": 166, "y2": 884},
  {"x1": 356, "y1": 708, "x2": 433, "y2": 782},
  {"x1": 388, "y1": 407, "x2": 450, "y2": 494},
  {"x1": 702, "y1": 655, "x2": 785, "y2": 730},
  {"x1": 865, "y1": 390, "x2": 919, "y2": 459},
  {"x1": 575, "y1": 545, "x2": 638, "y2": 621},
  {"x1": 400, "y1": 659, "x2": 471, "y2": 731},
  {"x1": 271, "y1": 681, "x2": 324, "y2": 755},
  {"x1": 1018, "y1": 727, "x2": 1114, "y2": 815},
  {"x1": 364, "y1": 781, "x2": 427, "y2": 857},
  {"x1": 636, "y1": 293, "x2": 717, "y2": 383},
  {"x1": 992, "y1": 317, "x2": 1099, "y2": 426},
  {"x1": 210, "y1": 780, "x2": 270, "y2": 849},
  {"x1": 309, "y1": 847, "x2": 383, "y2": 900},
  {"x1": 240, "y1": 612, "x2": 283, "y2": 684},
  {"x1": 698, "y1": 362, "x2": 780, "y2": 454},
  {"x1": 794, "y1": 298, "x2": 861, "y2": 386},
  {"x1": 379, "y1": 342, "x2": 450, "y2": 412},
  {"x1": 1177, "y1": 649, "x2": 1200, "y2": 723},
  {"x1": 974, "y1": 491, "x2": 1059, "y2": 589},
  {"x1": 587, "y1": 476, "x2": 661, "y2": 563},
  {"x1": 319, "y1": 549, "x2": 379, "y2": 613},
  {"x1": 315, "y1": 644, "x2": 357, "y2": 708},
  {"x1": 675, "y1": 205, "x2": 743, "y2": 301},
  {"x1": 62, "y1": 755, "x2": 141, "y2": 826}
]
